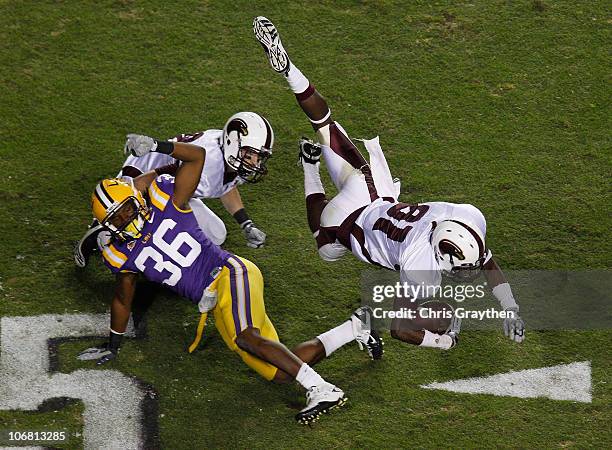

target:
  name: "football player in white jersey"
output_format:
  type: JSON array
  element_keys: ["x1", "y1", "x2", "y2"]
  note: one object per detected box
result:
[
  {"x1": 253, "y1": 17, "x2": 525, "y2": 350},
  {"x1": 74, "y1": 112, "x2": 273, "y2": 267}
]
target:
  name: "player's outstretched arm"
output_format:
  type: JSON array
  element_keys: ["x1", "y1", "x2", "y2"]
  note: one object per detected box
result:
[
  {"x1": 483, "y1": 257, "x2": 525, "y2": 343},
  {"x1": 169, "y1": 142, "x2": 205, "y2": 209},
  {"x1": 110, "y1": 272, "x2": 138, "y2": 334},
  {"x1": 77, "y1": 272, "x2": 137, "y2": 365},
  {"x1": 123, "y1": 134, "x2": 205, "y2": 209}
]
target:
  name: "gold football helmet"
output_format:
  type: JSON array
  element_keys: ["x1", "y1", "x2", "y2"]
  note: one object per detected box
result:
[{"x1": 91, "y1": 178, "x2": 150, "y2": 241}]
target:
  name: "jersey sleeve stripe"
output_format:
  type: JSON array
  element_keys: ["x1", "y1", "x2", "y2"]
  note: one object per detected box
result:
[
  {"x1": 149, "y1": 180, "x2": 170, "y2": 211},
  {"x1": 172, "y1": 201, "x2": 193, "y2": 213},
  {"x1": 102, "y1": 244, "x2": 128, "y2": 268}
]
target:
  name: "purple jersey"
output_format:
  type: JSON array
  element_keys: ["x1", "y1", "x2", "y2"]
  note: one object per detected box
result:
[{"x1": 102, "y1": 175, "x2": 231, "y2": 304}]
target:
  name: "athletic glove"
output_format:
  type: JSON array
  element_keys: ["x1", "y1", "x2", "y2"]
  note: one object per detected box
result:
[
  {"x1": 198, "y1": 288, "x2": 218, "y2": 313},
  {"x1": 124, "y1": 134, "x2": 157, "y2": 157},
  {"x1": 503, "y1": 307, "x2": 525, "y2": 343},
  {"x1": 242, "y1": 221, "x2": 266, "y2": 248},
  {"x1": 77, "y1": 330, "x2": 123, "y2": 365},
  {"x1": 76, "y1": 343, "x2": 118, "y2": 365}
]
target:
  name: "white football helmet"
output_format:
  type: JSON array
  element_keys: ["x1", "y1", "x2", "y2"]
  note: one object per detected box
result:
[
  {"x1": 222, "y1": 112, "x2": 273, "y2": 182},
  {"x1": 432, "y1": 220, "x2": 486, "y2": 280}
]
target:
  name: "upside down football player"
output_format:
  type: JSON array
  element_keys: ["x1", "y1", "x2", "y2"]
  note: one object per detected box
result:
[
  {"x1": 253, "y1": 17, "x2": 525, "y2": 349},
  {"x1": 74, "y1": 112, "x2": 272, "y2": 268},
  {"x1": 77, "y1": 134, "x2": 384, "y2": 424}
]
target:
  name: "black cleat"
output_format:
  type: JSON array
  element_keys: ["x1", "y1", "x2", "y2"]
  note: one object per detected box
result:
[
  {"x1": 351, "y1": 306, "x2": 384, "y2": 360},
  {"x1": 74, "y1": 222, "x2": 104, "y2": 268}
]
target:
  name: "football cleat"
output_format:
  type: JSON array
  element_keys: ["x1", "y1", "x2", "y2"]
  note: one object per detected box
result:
[
  {"x1": 351, "y1": 306, "x2": 384, "y2": 360},
  {"x1": 446, "y1": 331, "x2": 459, "y2": 349},
  {"x1": 297, "y1": 137, "x2": 322, "y2": 166},
  {"x1": 253, "y1": 16, "x2": 290, "y2": 75},
  {"x1": 295, "y1": 382, "x2": 347, "y2": 425},
  {"x1": 74, "y1": 221, "x2": 104, "y2": 268}
]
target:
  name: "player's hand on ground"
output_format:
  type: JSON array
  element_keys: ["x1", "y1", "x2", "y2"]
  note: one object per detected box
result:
[
  {"x1": 446, "y1": 331, "x2": 459, "y2": 349},
  {"x1": 242, "y1": 221, "x2": 266, "y2": 248},
  {"x1": 124, "y1": 134, "x2": 157, "y2": 157},
  {"x1": 77, "y1": 343, "x2": 118, "y2": 365},
  {"x1": 503, "y1": 308, "x2": 525, "y2": 343}
]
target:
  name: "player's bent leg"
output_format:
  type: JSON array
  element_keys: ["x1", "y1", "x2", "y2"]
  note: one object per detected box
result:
[
  {"x1": 320, "y1": 173, "x2": 371, "y2": 228},
  {"x1": 214, "y1": 253, "x2": 346, "y2": 422},
  {"x1": 272, "y1": 338, "x2": 328, "y2": 384},
  {"x1": 235, "y1": 326, "x2": 303, "y2": 381},
  {"x1": 189, "y1": 199, "x2": 227, "y2": 246},
  {"x1": 317, "y1": 122, "x2": 367, "y2": 175},
  {"x1": 212, "y1": 256, "x2": 279, "y2": 379}
]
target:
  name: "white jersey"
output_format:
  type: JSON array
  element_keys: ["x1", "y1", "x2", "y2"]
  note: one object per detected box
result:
[
  {"x1": 121, "y1": 129, "x2": 244, "y2": 199},
  {"x1": 348, "y1": 199, "x2": 490, "y2": 289}
]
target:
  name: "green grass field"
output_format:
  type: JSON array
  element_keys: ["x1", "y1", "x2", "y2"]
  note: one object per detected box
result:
[{"x1": 1, "y1": 0, "x2": 610, "y2": 448}]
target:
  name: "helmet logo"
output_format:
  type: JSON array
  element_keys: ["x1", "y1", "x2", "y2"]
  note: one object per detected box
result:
[
  {"x1": 439, "y1": 239, "x2": 465, "y2": 261},
  {"x1": 226, "y1": 118, "x2": 248, "y2": 137}
]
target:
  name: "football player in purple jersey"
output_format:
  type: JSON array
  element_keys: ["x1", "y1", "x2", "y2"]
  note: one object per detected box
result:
[
  {"x1": 77, "y1": 134, "x2": 383, "y2": 424},
  {"x1": 253, "y1": 16, "x2": 525, "y2": 349},
  {"x1": 73, "y1": 112, "x2": 273, "y2": 269}
]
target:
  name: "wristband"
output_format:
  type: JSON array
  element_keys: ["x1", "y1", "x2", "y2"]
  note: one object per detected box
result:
[
  {"x1": 109, "y1": 329, "x2": 124, "y2": 352},
  {"x1": 492, "y1": 282, "x2": 518, "y2": 311},
  {"x1": 233, "y1": 208, "x2": 250, "y2": 227},
  {"x1": 154, "y1": 140, "x2": 174, "y2": 155}
]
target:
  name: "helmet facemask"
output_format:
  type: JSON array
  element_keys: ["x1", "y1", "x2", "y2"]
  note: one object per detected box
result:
[
  {"x1": 439, "y1": 239, "x2": 485, "y2": 281},
  {"x1": 102, "y1": 196, "x2": 149, "y2": 242},
  {"x1": 227, "y1": 144, "x2": 272, "y2": 183}
]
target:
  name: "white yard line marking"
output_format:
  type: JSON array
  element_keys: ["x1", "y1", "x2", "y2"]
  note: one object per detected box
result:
[{"x1": 421, "y1": 361, "x2": 592, "y2": 403}]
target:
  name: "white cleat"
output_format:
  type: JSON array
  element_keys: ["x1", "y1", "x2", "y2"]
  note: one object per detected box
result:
[
  {"x1": 295, "y1": 382, "x2": 347, "y2": 425},
  {"x1": 351, "y1": 306, "x2": 384, "y2": 360},
  {"x1": 253, "y1": 16, "x2": 290, "y2": 75}
]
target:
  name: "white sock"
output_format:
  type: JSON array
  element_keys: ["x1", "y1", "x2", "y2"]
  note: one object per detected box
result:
[
  {"x1": 285, "y1": 62, "x2": 310, "y2": 94},
  {"x1": 419, "y1": 330, "x2": 453, "y2": 350},
  {"x1": 317, "y1": 320, "x2": 355, "y2": 356},
  {"x1": 295, "y1": 363, "x2": 326, "y2": 389},
  {"x1": 303, "y1": 162, "x2": 325, "y2": 198}
]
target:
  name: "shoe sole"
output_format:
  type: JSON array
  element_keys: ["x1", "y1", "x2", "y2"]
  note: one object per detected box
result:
[
  {"x1": 298, "y1": 138, "x2": 321, "y2": 165},
  {"x1": 253, "y1": 16, "x2": 289, "y2": 74},
  {"x1": 73, "y1": 224, "x2": 104, "y2": 268},
  {"x1": 296, "y1": 396, "x2": 348, "y2": 425}
]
